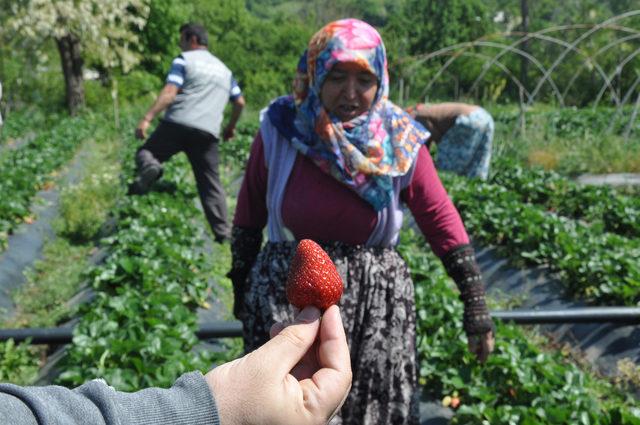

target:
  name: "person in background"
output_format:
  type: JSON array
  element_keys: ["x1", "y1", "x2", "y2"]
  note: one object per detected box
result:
[
  {"x1": 229, "y1": 18, "x2": 494, "y2": 425},
  {"x1": 406, "y1": 102, "x2": 494, "y2": 180},
  {"x1": 131, "y1": 22, "x2": 245, "y2": 243},
  {"x1": 0, "y1": 305, "x2": 352, "y2": 425}
]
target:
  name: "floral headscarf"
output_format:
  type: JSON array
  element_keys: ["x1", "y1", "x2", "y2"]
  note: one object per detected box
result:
[{"x1": 270, "y1": 18, "x2": 429, "y2": 211}]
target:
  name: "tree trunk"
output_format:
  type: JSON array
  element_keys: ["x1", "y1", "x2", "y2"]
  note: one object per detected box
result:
[{"x1": 56, "y1": 34, "x2": 85, "y2": 115}]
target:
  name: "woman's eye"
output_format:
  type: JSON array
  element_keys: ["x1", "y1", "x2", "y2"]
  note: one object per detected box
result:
[{"x1": 358, "y1": 76, "x2": 376, "y2": 86}]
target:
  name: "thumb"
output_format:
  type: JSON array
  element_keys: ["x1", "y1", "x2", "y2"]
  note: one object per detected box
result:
[{"x1": 256, "y1": 306, "x2": 321, "y2": 377}]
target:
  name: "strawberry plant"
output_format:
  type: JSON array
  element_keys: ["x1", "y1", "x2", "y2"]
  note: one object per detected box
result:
[
  {"x1": 0, "y1": 113, "x2": 95, "y2": 250},
  {"x1": 399, "y1": 228, "x2": 640, "y2": 424},
  {"x1": 441, "y1": 172, "x2": 640, "y2": 306},
  {"x1": 490, "y1": 158, "x2": 640, "y2": 238},
  {"x1": 57, "y1": 155, "x2": 216, "y2": 391},
  {"x1": 0, "y1": 338, "x2": 40, "y2": 384}
]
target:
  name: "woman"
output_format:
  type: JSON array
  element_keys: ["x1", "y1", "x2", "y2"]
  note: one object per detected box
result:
[
  {"x1": 406, "y1": 102, "x2": 494, "y2": 180},
  {"x1": 229, "y1": 19, "x2": 494, "y2": 425}
]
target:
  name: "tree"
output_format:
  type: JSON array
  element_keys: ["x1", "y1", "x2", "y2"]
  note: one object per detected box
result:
[
  {"x1": 138, "y1": 0, "x2": 192, "y2": 77},
  {"x1": 384, "y1": 0, "x2": 494, "y2": 103},
  {"x1": 6, "y1": 0, "x2": 149, "y2": 115}
]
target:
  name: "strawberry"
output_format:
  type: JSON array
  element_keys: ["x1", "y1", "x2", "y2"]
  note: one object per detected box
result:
[{"x1": 286, "y1": 239, "x2": 343, "y2": 310}]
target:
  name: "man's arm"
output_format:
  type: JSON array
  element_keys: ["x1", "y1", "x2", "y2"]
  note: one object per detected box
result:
[
  {"x1": 408, "y1": 102, "x2": 478, "y2": 145},
  {"x1": 222, "y1": 95, "x2": 245, "y2": 141},
  {"x1": 135, "y1": 84, "x2": 179, "y2": 140},
  {"x1": 0, "y1": 372, "x2": 218, "y2": 425}
]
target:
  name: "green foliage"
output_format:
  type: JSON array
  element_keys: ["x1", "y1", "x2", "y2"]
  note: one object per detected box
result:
[
  {"x1": 190, "y1": 1, "x2": 312, "y2": 107},
  {"x1": 490, "y1": 157, "x2": 640, "y2": 238},
  {"x1": 0, "y1": 39, "x2": 67, "y2": 113},
  {"x1": 0, "y1": 339, "x2": 40, "y2": 385},
  {"x1": 384, "y1": 0, "x2": 495, "y2": 101},
  {"x1": 7, "y1": 0, "x2": 149, "y2": 73},
  {"x1": 399, "y1": 228, "x2": 640, "y2": 424},
  {"x1": 219, "y1": 121, "x2": 258, "y2": 172},
  {"x1": 246, "y1": 0, "x2": 401, "y2": 26},
  {"x1": 117, "y1": 71, "x2": 163, "y2": 103},
  {"x1": 0, "y1": 113, "x2": 95, "y2": 251},
  {"x1": 58, "y1": 144, "x2": 217, "y2": 390},
  {"x1": 13, "y1": 239, "x2": 92, "y2": 327},
  {"x1": 386, "y1": 0, "x2": 494, "y2": 56},
  {"x1": 0, "y1": 109, "x2": 46, "y2": 145},
  {"x1": 440, "y1": 171, "x2": 640, "y2": 306},
  {"x1": 138, "y1": 0, "x2": 192, "y2": 77},
  {"x1": 56, "y1": 137, "x2": 123, "y2": 243},
  {"x1": 491, "y1": 105, "x2": 640, "y2": 174},
  {"x1": 84, "y1": 71, "x2": 162, "y2": 110}
]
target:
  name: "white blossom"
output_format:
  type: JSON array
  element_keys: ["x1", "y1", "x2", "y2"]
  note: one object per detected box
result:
[{"x1": 6, "y1": 0, "x2": 150, "y2": 72}]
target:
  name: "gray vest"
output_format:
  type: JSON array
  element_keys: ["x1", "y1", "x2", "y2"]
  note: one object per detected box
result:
[
  {"x1": 261, "y1": 115, "x2": 415, "y2": 248},
  {"x1": 163, "y1": 49, "x2": 233, "y2": 138}
]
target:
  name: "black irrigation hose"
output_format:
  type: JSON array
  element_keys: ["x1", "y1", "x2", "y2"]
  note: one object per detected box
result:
[
  {"x1": 3, "y1": 308, "x2": 640, "y2": 344},
  {"x1": 492, "y1": 307, "x2": 640, "y2": 324},
  {"x1": 0, "y1": 321, "x2": 244, "y2": 344}
]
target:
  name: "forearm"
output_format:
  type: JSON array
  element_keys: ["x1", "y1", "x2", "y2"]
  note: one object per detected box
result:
[
  {"x1": 0, "y1": 372, "x2": 219, "y2": 425},
  {"x1": 143, "y1": 96, "x2": 173, "y2": 121},
  {"x1": 226, "y1": 98, "x2": 245, "y2": 130},
  {"x1": 441, "y1": 244, "x2": 493, "y2": 335},
  {"x1": 228, "y1": 226, "x2": 263, "y2": 318},
  {"x1": 142, "y1": 86, "x2": 178, "y2": 122}
]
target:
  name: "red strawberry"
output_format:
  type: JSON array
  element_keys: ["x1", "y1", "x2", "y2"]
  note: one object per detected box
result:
[{"x1": 286, "y1": 239, "x2": 343, "y2": 310}]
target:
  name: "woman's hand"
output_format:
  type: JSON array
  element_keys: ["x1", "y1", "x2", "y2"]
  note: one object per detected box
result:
[{"x1": 467, "y1": 330, "x2": 495, "y2": 363}]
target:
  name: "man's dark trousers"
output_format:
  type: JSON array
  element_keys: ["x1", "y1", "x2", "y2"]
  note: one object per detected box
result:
[{"x1": 135, "y1": 120, "x2": 230, "y2": 242}]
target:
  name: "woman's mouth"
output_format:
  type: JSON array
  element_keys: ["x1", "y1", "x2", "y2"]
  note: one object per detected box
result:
[{"x1": 336, "y1": 105, "x2": 360, "y2": 118}]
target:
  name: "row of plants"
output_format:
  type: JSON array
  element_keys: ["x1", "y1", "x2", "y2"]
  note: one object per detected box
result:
[
  {"x1": 490, "y1": 157, "x2": 640, "y2": 238},
  {"x1": 0, "y1": 109, "x2": 47, "y2": 147},
  {"x1": 56, "y1": 145, "x2": 225, "y2": 390},
  {"x1": 489, "y1": 106, "x2": 640, "y2": 176},
  {"x1": 0, "y1": 112, "x2": 126, "y2": 384},
  {"x1": 492, "y1": 106, "x2": 637, "y2": 139},
  {"x1": 400, "y1": 229, "x2": 640, "y2": 424},
  {"x1": 0, "y1": 113, "x2": 253, "y2": 387},
  {"x1": 0, "y1": 114, "x2": 95, "y2": 251},
  {"x1": 441, "y1": 172, "x2": 640, "y2": 306}
]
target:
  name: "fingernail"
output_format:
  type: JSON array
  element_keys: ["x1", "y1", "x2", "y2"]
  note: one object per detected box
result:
[{"x1": 296, "y1": 306, "x2": 321, "y2": 323}]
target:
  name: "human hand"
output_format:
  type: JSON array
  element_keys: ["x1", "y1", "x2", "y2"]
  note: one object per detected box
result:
[
  {"x1": 467, "y1": 330, "x2": 494, "y2": 363},
  {"x1": 222, "y1": 125, "x2": 235, "y2": 141},
  {"x1": 135, "y1": 118, "x2": 151, "y2": 140},
  {"x1": 205, "y1": 305, "x2": 352, "y2": 425}
]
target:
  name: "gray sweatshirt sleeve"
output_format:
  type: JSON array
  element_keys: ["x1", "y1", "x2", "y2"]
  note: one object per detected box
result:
[{"x1": 0, "y1": 371, "x2": 220, "y2": 425}]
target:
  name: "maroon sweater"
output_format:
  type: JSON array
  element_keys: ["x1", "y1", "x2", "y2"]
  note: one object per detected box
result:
[{"x1": 233, "y1": 133, "x2": 469, "y2": 257}]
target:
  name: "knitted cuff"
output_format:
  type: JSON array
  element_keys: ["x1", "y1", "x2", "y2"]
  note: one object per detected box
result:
[
  {"x1": 227, "y1": 226, "x2": 262, "y2": 318},
  {"x1": 442, "y1": 244, "x2": 494, "y2": 335}
]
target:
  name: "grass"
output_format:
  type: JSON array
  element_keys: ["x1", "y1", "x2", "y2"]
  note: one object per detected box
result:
[
  {"x1": 55, "y1": 125, "x2": 124, "y2": 243},
  {"x1": 8, "y1": 239, "x2": 92, "y2": 328},
  {"x1": 488, "y1": 104, "x2": 640, "y2": 176}
]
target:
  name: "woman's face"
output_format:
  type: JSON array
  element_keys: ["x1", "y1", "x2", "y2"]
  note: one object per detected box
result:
[{"x1": 320, "y1": 62, "x2": 378, "y2": 122}]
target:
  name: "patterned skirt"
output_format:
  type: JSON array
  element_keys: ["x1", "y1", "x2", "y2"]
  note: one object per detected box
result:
[{"x1": 241, "y1": 241, "x2": 419, "y2": 425}]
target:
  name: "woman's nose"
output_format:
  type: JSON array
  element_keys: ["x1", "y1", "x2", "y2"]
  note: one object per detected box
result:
[{"x1": 343, "y1": 77, "x2": 357, "y2": 99}]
